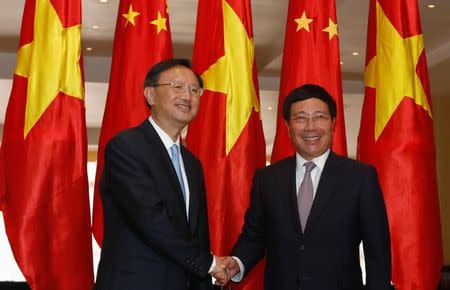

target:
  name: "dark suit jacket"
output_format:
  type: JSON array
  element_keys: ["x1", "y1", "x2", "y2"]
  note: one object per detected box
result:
[
  {"x1": 231, "y1": 152, "x2": 391, "y2": 290},
  {"x1": 95, "y1": 120, "x2": 213, "y2": 290}
]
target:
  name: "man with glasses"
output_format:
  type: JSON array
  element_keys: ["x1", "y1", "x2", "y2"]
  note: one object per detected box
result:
[
  {"x1": 95, "y1": 59, "x2": 225, "y2": 290},
  {"x1": 218, "y1": 84, "x2": 392, "y2": 290}
]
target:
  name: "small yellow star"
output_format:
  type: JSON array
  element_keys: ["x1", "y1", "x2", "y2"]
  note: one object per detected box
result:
[
  {"x1": 294, "y1": 11, "x2": 313, "y2": 32},
  {"x1": 122, "y1": 4, "x2": 140, "y2": 27},
  {"x1": 322, "y1": 18, "x2": 338, "y2": 40},
  {"x1": 150, "y1": 11, "x2": 167, "y2": 33},
  {"x1": 365, "y1": 2, "x2": 431, "y2": 140}
]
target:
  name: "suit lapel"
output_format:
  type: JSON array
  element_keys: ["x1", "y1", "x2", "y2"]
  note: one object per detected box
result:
[
  {"x1": 139, "y1": 121, "x2": 188, "y2": 221},
  {"x1": 304, "y1": 151, "x2": 341, "y2": 235}
]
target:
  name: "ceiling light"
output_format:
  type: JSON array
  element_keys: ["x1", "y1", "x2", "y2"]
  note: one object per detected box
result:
[
  {"x1": 340, "y1": 61, "x2": 343, "y2": 65},
  {"x1": 352, "y1": 52, "x2": 359, "y2": 56},
  {"x1": 267, "y1": 106, "x2": 273, "y2": 111},
  {"x1": 86, "y1": 47, "x2": 93, "y2": 51},
  {"x1": 92, "y1": 25, "x2": 99, "y2": 29},
  {"x1": 99, "y1": 0, "x2": 108, "y2": 3},
  {"x1": 428, "y1": 4, "x2": 435, "y2": 8}
]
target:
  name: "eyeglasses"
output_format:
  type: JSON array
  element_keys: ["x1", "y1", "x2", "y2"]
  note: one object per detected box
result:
[
  {"x1": 151, "y1": 81, "x2": 203, "y2": 97},
  {"x1": 290, "y1": 112, "x2": 332, "y2": 124}
]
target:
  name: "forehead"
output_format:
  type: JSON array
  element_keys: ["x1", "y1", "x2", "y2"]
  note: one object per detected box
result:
[
  {"x1": 157, "y1": 65, "x2": 197, "y2": 83},
  {"x1": 291, "y1": 97, "x2": 329, "y2": 113}
]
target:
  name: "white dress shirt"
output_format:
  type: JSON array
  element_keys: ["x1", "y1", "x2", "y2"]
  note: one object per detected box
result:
[
  {"x1": 149, "y1": 117, "x2": 190, "y2": 217},
  {"x1": 295, "y1": 149, "x2": 330, "y2": 198}
]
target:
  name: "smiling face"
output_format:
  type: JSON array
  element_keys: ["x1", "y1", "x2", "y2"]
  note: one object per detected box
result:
[
  {"x1": 287, "y1": 97, "x2": 335, "y2": 160},
  {"x1": 144, "y1": 65, "x2": 201, "y2": 135}
]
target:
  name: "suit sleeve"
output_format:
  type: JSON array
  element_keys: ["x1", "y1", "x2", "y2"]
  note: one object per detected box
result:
[
  {"x1": 360, "y1": 166, "x2": 392, "y2": 290},
  {"x1": 231, "y1": 170, "x2": 266, "y2": 275},
  {"x1": 102, "y1": 136, "x2": 212, "y2": 277}
]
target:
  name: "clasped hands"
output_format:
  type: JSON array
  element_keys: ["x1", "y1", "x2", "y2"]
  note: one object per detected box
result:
[{"x1": 211, "y1": 256, "x2": 240, "y2": 285}]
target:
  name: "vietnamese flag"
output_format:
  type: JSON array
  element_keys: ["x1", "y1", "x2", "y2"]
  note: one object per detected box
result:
[
  {"x1": 358, "y1": 0, "x2": 443, "y2": 289},
  {"x1": 271, "y1": 0, "x2": 347, "y2": 162},
  {"x1": 0, "y1": 0, "x2": 93, "y2": 289},
  {"x1": 186, "y1": 0, "x2": 266, "y2": 289},
  {"x1": 92, "y1": 0, "x2": 173, "y2": 245}
]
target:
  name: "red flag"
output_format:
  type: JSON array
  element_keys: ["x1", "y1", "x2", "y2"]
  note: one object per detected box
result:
[
  {"x1": 271, "y1": 0, "x2": 347, "y2": 162},
  {"x1": 186, "y1": 0, "x2": 266, "y2": 288},
  {"x1": 358, "y1": 0, "x2": 443, "y2": 289},
  {"x1": 0, "y1": 0, "x2": 93, "y2": 289},
  {"x1": 92, "y1": 0, "x2": 173, "y2": 245}
]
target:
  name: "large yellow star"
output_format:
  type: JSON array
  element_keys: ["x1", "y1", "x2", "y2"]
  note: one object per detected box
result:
[
  {"x1": 15, "y1": 0, "x2": 83, "y2": 138},
  {"x1": 322, "y1": 18, "x2": 338, "y2": 40},
  {"x1": 365, "y1": 2, "x2": 431, "y2": 140},
  {"x1": 294, "y1": 11, "x2": 313, "y2": 32},
  {"x1": 201, "y1": 0, "x2": 260, "y2": 155},
  {"x1": 150, "y1": 11, "x2": 167, "y2": 33},
  {"x1": 122, "y1": 4, "x2": 140, "y2": 27}
]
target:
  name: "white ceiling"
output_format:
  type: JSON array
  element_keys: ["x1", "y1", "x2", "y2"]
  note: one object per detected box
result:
[{"x1": 1, "y1": 0, "x2": 449, "y2": 155}]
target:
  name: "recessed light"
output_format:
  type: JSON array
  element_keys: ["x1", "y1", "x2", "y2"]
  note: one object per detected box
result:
[
  {"x1": 86, "y1": 47, "x2": 93, "y2": 51},
  {"x1": 428, "y1": 4, "x2": 435, "y2": 8},
  {"x1": 99, "y1": 0, "x2": 108, "y2": 3},
  {"x1": 340, "y1": 61, "x2": 343, "y2": 65},
  {"x1": 267, "y1": 106, "x2": 273, "y2": 111},
  {"x1": 92, "y1": 25, "x2": 99, "y2": 29},
  {"x1": 352, "y1": 52, "x2": 359, "y2": 56}
]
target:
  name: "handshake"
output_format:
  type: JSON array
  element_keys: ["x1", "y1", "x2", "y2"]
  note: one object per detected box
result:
[{"x1": 210, "y1": 256, "x2": 241, "y2": 285}]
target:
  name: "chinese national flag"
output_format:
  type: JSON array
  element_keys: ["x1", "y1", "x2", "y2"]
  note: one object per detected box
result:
[
  {"x1": 271, "y1": 0, "x2": 347, "y2": 162},
  {"x1": 358, "y1": 1, "x2": 443, "y2": 289},
  {"x1": 0, "y1": 0, "x2": 93, "y2": 289},
  {"x1": 186, "y1": 0, "x2": 266, "y2": 289},
  {"x1": 92, "y1": 0, "x2": 173, "y2": 245}
]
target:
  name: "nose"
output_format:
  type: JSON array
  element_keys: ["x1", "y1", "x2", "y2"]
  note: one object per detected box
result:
[{"x1": 303, "y1": 117, "x2": 315, "y2": 129}]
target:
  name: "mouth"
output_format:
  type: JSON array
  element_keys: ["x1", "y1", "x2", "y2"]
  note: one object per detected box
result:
[
  {"x1": 303, "y1": 136, "x2": 320, "y2": 143},
  {"x1": 175, "y1": 103, "x2": 191, "y2": 112}
]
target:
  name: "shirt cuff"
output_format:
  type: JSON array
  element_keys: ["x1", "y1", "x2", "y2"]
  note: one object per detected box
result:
[
  {"x1": 230, "y1": 256, "x2": 245, "y2": 282},
  {"x1": 208, "y1": 255, "x2": 216, "y2": 274}
]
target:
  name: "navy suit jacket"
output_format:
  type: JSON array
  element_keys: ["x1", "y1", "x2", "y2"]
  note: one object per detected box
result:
[
  {"x1": 231, "y1": 152, "x2": 391, "y2": 290},
  {"x1": 95, "y1": 120, "x2": 213, "y2": 290}
]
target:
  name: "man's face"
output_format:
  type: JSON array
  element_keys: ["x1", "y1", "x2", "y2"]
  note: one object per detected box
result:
[
  {"x1": 287, "y1": 97, "x2": 335, "y2": 160},
  {"x1": 145, "y1": 65, "x2": 201, "y2": 129}
]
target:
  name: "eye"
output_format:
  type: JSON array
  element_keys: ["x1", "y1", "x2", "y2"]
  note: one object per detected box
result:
[
  {"x1": 313, "y1": 114, "x2": 324, "y2": 121},
  {"x1": 190, "y1": 87, "x2": 200, "y2": 95},
  {"x1": 172, "y1": 83, "x2": 184, "y2": 90}
]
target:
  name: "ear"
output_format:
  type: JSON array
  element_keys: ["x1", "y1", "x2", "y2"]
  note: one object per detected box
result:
[
  {"x1": 285, "y1": 120, "x2": 292, "y2": 139},
  {"x1": 144, "y1": 87, "x2": 155, "y2": 106}
]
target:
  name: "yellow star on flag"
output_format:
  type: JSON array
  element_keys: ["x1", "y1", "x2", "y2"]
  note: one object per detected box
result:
[
  {"x1": 122, "y1": 4, "x2": 140, "y2": 27},
  {"x1": 151, "y1": 11, "x2": 168, "y2": 33},
  {"x1": 294, "y1": 11, "x2": 313, "y2": 32},
  {"x1": 322, "y1": 18, "x2": 338, "y2": 40},
  {"x1": 15, "y1": 0, "x2": 83, "y2": 138},
  {"x1": 365, "y1": 2, "x2": 431, "y2": 140},
  {"x1": 201, "y1": 0, "x2": 260, "y2": 155}
]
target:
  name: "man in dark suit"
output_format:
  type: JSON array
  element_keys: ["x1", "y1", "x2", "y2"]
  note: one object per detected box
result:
[
  {"x1": 95, "y1": 59, "x2": 225, "y2": 290},
  {"x1": 219, "y1": 84, "x2": 392, "y2": 290}
]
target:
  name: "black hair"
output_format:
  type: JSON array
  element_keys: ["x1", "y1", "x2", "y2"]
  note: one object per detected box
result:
[
  {"x1": 282, "y1": 84, "x2": 337, "y2": 121},
  {"x1": 143, "y1": 58, "x2": 203, "y2": 88}
]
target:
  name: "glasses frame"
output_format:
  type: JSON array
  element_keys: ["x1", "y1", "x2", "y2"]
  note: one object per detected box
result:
[
  {"x1": 290, "y1": 112, "x2": 333, "y2": 125},
  {"x1": 151, "y1": 81, "x2": 203, "y2": 97}
]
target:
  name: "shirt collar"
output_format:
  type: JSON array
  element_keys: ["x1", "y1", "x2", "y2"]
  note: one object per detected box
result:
[
  {"x1": 296, "y1": 149, "x2": 330, "y2": 172},
  {"x1": 149, "y1": 116, "x2": 180, "y2": 151}
]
